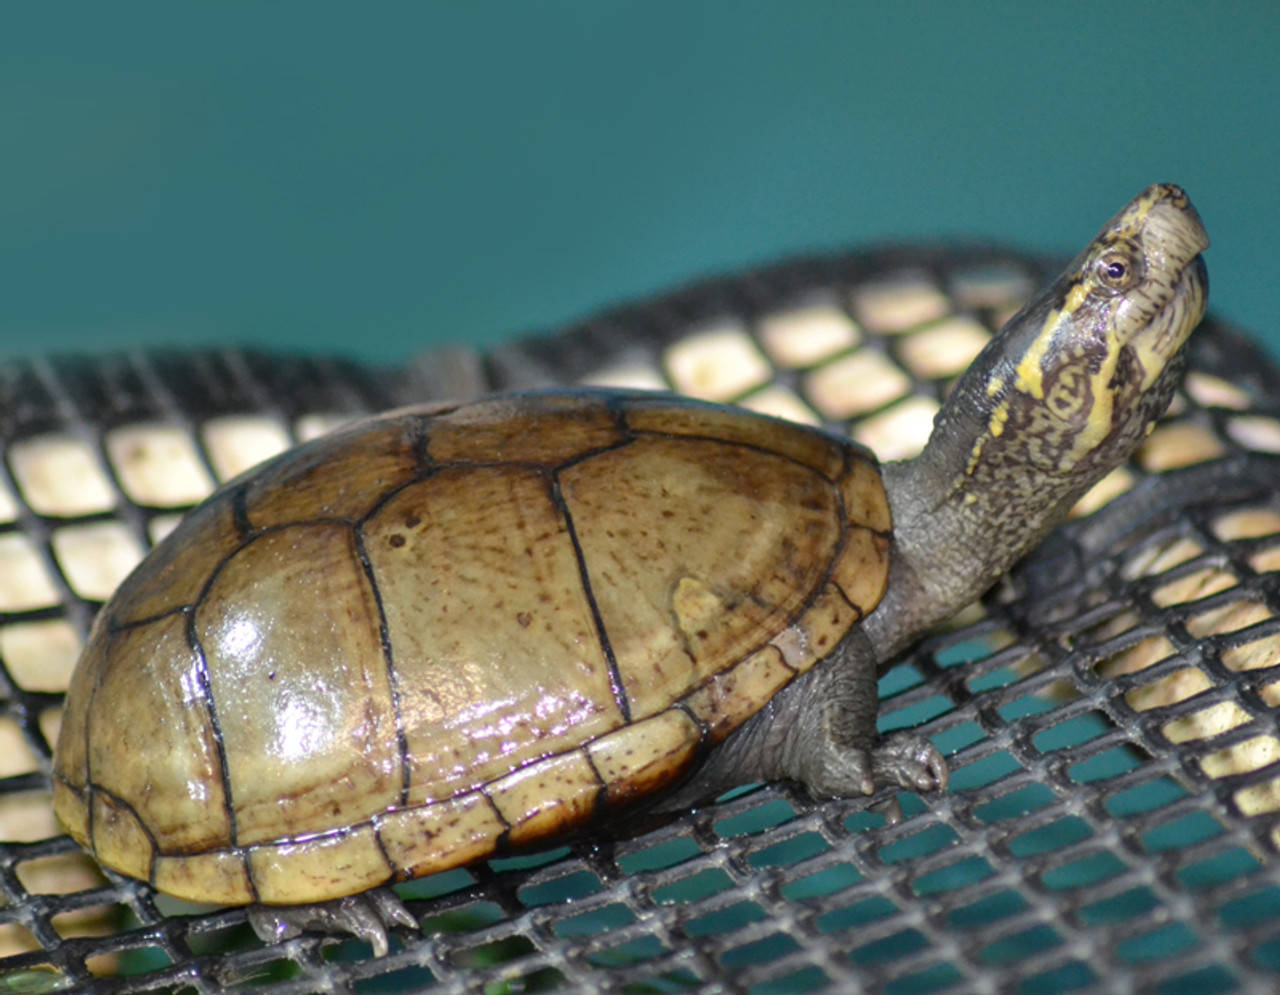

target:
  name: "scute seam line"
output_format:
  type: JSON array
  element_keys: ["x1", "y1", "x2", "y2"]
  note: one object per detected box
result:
[
  {"x1": 352, "y1": 525, "x2": 412, "y2": 807},
  {"x1": 183, "y1": 603, "x2": 252, "y2": 900},
  {"x1": 550, "y1": 464, "x2": 633, "y2": 724},
  {"x1": 229, "y1": 483, "x2": 253, "y2": 538},
  {"x1": 628, "y1": 427, "x2": 866, "y2": 482},
  {"x1": 480, "y1": 785, "x2": 514, "y2": 855}
]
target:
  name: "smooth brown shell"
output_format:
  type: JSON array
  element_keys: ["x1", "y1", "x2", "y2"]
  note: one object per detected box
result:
[{"x1": 52, "y1": 390, "x2": 891, "y2": 906}]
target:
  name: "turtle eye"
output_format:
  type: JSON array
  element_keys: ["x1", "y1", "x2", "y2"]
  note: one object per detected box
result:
[{"x1": 1094, "y1": 244, "x2": 1143, "y2": 293}]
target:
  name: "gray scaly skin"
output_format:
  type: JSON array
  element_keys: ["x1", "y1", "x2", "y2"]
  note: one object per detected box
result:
[
  {"x1": 250, "y1": 184, "x2": 1210, "y2": 952},
  {"x1": 681, "y1": 183, "x2": 1209, "y2": 803}
]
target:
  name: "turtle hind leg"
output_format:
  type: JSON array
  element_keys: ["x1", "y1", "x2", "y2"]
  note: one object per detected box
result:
[{"x1": 246, "y1": 886, "x2": 417, "y2": 957}]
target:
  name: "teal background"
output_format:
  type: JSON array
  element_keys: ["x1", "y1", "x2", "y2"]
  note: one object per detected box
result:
[{"x1": 2, "y1": 2, "x2": 1276, "y2": 362}]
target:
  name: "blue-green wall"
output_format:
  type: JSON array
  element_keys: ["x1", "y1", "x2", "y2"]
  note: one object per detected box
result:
[{"x1": 2, "y1": 2, "x2": 1275, "y2": 361}]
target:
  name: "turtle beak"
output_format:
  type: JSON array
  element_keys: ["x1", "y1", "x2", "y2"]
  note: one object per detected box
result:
[
  {"x1": 1140, "y1": 184, "x2": 1209, "y2": 274},
  {"x1": 1103, "y1": 184, "x2": 1209, "y2": 370}
]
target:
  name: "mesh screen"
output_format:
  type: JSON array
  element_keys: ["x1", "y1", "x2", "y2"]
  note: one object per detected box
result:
[{"x1": 3, "y1": 246, "x2": 1280, "y2": 993}]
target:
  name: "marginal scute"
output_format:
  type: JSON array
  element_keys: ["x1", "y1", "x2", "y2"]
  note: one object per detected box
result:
[
  {"x1": 153, "y1": 850, "x2": 254, "y2": 906},
  {"x1": 683, "y1": 645, "x2": 794, "y2": 743},
  {"x1": 425, "y1": 392, "x2": 625, "y2": 464},
  {"x1": 837, "y1": 454, "x2": 891, "y2": 533},
  {"x1": 588, "y1": 710, "x2": 702, "y2": 805},
  {"x1": 48, "y1": 614, "x2": 103, "y2": 798},
  {"x1": 106, "y1": 494, "x2": 241, "y2": 624},
  {"x1": 377, "y1": 792, "x2": 504, "y2": 879},
  {"x1": 90, "y1": 792, "x2": 152, "y2": 884},
  {"x1": 50, "y1": 778, "x2": 88, "y2": 847},
  {"x1": 830, "y1": 530, "x2": 892, "y2": 617},
  {"x1": 248, "y1": 825, "x2": 393, "y2": 906},
  {"x1": 486, "y1": 751, "x2": 601, "y2": 848},
  {"x1": 785, "y1": 582, "x2": 866, "y2": 666},
  {"x1": 623, "y1": 394, "x2": 849, "y2": 479},
  {"x1": 245, "y1": 413, "x2": 426, "y2": 527}
]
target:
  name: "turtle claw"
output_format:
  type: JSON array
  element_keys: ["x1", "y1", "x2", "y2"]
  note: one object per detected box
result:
[
  {"x1": 871, "y1": 795, "x2": 907, "y2": 825},
  {"x1": 871, "y1": 734, "x2": 950, "y2": 794},
  {"x1": 801, "y1": 732, "x2": 949, "y2": 802},
  {"x1": 247, "y1": 886, "x2": 418, "y2": 957}
]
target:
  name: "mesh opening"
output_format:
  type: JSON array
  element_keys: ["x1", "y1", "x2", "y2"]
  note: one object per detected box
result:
[{"x1": 3, "y1": 245, "x2": 1280, "y2": 992}]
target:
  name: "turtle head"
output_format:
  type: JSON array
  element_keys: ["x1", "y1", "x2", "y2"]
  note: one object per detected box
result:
[
  {"x1": 955, "y1": 182, "x2": 1209, "y2": 484},
  {"x1": 869, "y1": 184, "x2": 1208, "y2": 659}
]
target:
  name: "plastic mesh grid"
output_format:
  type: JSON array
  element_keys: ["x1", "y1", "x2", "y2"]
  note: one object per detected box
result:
[{"x1": 4, "y1": 246, "x2": 1280, "y2": 992}]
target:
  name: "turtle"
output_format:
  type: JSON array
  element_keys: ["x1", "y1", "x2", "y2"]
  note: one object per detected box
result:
[{"x1": 51, "y1": 183, "x2": 1209, "y2": 955}]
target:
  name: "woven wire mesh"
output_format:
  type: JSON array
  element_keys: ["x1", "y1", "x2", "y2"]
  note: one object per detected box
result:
[{"x1": 3, "y1": 246, "x2": 1280, "y2": 992}]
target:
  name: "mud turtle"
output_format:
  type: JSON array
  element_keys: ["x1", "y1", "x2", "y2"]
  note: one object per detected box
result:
[{"x1": 52, "y1": 184, "x2": 1209, "y2": 953}]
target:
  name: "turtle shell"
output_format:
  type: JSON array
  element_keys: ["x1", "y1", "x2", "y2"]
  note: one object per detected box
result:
[{"x1": 51, "y1": 390, "x2": 891, "y2": 906}]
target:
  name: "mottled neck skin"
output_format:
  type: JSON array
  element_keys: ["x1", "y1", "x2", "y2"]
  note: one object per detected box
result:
[{"x1": 862, "y1": 184, "x2": 1209, "y2": 663}]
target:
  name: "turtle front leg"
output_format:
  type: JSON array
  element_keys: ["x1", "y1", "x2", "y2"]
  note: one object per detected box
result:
[
  {"x1": 774, "y1": 628, "x2": 949, "y2": 798},
  {"x1": 673, "y1": 629, "x2": 948, "y2": 807}
]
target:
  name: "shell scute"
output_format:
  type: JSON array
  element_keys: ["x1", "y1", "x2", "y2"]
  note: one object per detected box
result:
[
  {"x1": 361, "y1": 464, "x2": 624, "y2": 805},
  {"x1": 194, "y1": 522, "x2": 402, "y2": 846},
  {"x1": 89, "y1": 613, "x2": 228, "y2": 852},
  {"x1": 560, "y1": 433, "x2": 850, "y2": 721}
]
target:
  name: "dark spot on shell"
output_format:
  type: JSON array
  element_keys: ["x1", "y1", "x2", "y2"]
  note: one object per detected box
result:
[
  {"x1": 404, "y1": 514, "x2": 422, "y2": 529},
  {"x1": 389, "y1": 533, "x2": 406, "y2": 548},
  {"x1": 517, "y1": 612, "x2": 532, "y2": 628}
]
